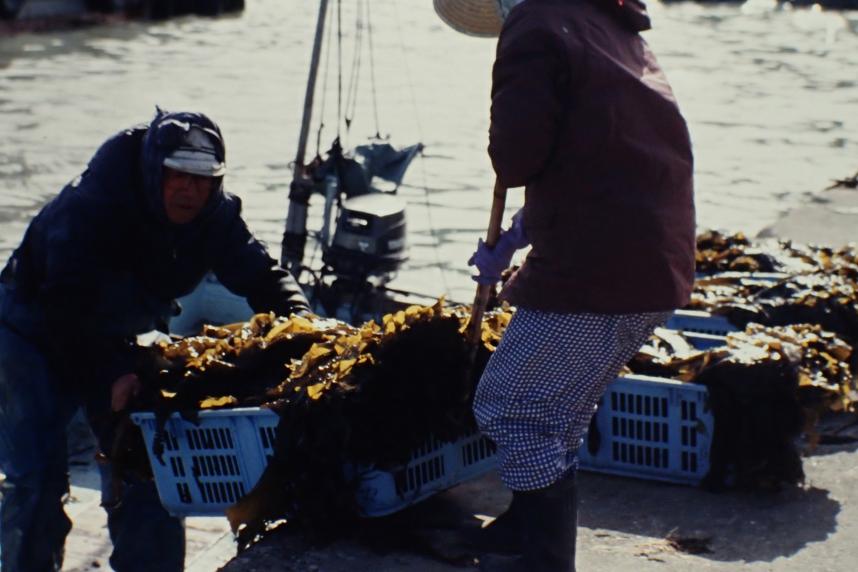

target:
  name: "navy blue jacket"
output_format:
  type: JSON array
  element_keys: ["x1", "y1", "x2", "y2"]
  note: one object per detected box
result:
[{"x1": 0, "y1": 110, "x2": 309, "y2": 385}]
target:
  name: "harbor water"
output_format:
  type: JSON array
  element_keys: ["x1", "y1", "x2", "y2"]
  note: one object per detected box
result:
[{"x1": 1, "y1": 0, "x2": 856, "y2": 304}]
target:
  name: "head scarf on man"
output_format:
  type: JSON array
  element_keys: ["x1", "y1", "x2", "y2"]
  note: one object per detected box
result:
[{"x1": 139, "y1": 109, "x2": 227, "y2": 227}]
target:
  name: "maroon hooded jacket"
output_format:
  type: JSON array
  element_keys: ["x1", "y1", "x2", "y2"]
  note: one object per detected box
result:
[{"x1": 492, "y1": 0, "x2": 695, "y2": 314}]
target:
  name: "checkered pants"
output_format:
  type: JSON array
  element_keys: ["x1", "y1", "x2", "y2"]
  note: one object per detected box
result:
[{"x1": 473, "y1": 308, "x2": 670, "y2": 491}]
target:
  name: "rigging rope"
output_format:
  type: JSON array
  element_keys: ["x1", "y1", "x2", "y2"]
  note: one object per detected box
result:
[
  {"x1": 315, "y1": 0, "x2": 335, "y2": 159},
  {"x1": 336, "y1": 0, "x2": 343, "y2": 139},
  {"x1": 304, "y1": 0, "x2": 451, "y2": 301},
  {"x1": 366, "y1": 0, "x2": 381, "y2": 138},
  {"x1": 317, "y1": 1, "x2": 383, "y2": 149},
  {"x1": 344, "y1": 0, "x2": 364, "y2": 132},
  {"x1": 391, "y1": 0, "x2": 450, "y2": 298}
]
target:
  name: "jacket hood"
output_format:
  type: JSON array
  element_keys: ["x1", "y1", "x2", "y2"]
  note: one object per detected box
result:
[
  {"x1": 600, "y1": 0, "x2": 651, "y2": 32},
  {"x1": 140, "y1": 109, "x2": 227, "y2": 227}
]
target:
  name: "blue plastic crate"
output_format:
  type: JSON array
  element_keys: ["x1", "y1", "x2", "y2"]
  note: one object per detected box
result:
[
  {"x1": 353, "y1": 433, "x2": 496, "y2": 516},
  {"x1": 681, "y1": 331, "x2": 727, "y2": 350},
  {"x1": 131, "y1": 409, "x2": 497, "y2": 518},
  {"x1": 456, "y1": 431, "x2": 499, "y2": 481},
  {"x1": 667, "y1": 310, "x2": 738, "y2": 336},
  {"x1": 131, "y1": 409, "x2": 272, "y2": 517},
  {"x1": 578, "y1": 374, "x2": 713, "y2": 485},
  {"x1": 132, "y1": 340, "x2": 715, "y2": 517},
  {"x1": 695, "y1": 271, "x2": 787, "y2": 282}
]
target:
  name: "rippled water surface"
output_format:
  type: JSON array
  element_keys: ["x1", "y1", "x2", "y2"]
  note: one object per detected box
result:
[{"x1": 1, "y1": 0, "x2": 856, "y2": 302}]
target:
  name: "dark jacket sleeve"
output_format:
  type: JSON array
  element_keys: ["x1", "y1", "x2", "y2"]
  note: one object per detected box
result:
[
  {"x1": 27, "y1": 129, "x2": 165, "y2": 387},
  {"x1": 213, "y1": 199, "x2": 311, "y2": 317},
  {"x1": 37, "y1": 182, "x2": 140, "y2": 386},
  {"x1": 488, "y1": 10, "x2": 569, "y2": 189}
]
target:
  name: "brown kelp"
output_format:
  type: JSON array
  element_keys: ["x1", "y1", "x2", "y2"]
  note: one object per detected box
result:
[
  {"x1": 725, "y1": 324, "x2": 856, "y2": 413},
  {"x1": 692, "y1": 271, "x2": 858, "y2": 341},
  {"x1": 127, "y1": 301, "x2": 508, "y2": 545},
  {"x1": 630, "y1": 324, "x2": 856, "y2": 489},
  {"x1": 632, "y1": 323, "x2": 857, "y2": 417},
  {"x1": 695, "y1": 230, "x2": 858, "y2": 277},
  {"x1": 696, "y1": 230, "x2": 770, "y2": 273},
  {"x1": 691, "y1": 232, "x2": 858, "y2": 341},
  {"x1": 627, "y1": 328, "x2": 714, "y2": 381},
  {"x1": 825, "y1": 170, "x2": 858, "y2": 190}
]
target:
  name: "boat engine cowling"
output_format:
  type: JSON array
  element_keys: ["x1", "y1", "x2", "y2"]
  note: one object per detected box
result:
[{"x1": 324, "y1": 193, "x2": 407, "y2": 277}]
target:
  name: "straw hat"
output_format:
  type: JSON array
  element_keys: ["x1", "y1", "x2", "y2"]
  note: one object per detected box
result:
[{"x1": 433, "y1": 0, "x2": 504, "y2": 38}]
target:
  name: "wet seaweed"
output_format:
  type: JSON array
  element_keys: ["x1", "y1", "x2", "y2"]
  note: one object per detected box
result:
[
  {"x1": 631, "y1": 324, "x2": 857, "y2": 489},
  {"x1": 127, "y1": 301, "x2": 502, "y2": 545},
  {"x1": 691, "y1": 234, "x2": 858, "y2": 342}
]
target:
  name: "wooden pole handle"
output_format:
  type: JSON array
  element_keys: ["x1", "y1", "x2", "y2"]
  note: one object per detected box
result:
[{"x1": 467, "y1": 179, "x2": 508, "y2": 347}]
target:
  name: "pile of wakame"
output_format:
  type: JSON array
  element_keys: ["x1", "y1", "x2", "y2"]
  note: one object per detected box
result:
[
  {"x1": 629, "y1": 324, "x2": 857, "y2": 489},
  {"x1": 692, "y1": 232, "x2": 858, "y2": 341},
  {"x1": 126, "y1": 301, "x2": 508, "y2": 544}
]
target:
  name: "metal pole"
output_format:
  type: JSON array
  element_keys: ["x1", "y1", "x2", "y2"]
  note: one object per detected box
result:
[
  {"x1": 282, "y1": 0, "x2": 331, "y2": 272},
  {"x1": 295, "y1": 0, "x2": 329, "y2": 170}
]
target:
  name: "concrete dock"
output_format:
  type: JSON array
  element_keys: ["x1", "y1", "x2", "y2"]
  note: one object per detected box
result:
[
  {"x1": 21, "y1": 175, "x2": 858, "y2": 571},
  {"x1": 211, "y1": 177, "x2": 858, "y2": 571}
]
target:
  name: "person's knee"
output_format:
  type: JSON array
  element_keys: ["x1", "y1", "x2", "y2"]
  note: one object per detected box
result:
[{"x1": 1, "y1": 469, "x2": 68, "y2": 504}]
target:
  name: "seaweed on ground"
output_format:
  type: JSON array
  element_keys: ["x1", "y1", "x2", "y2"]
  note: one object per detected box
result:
[
  {"x1": 694, "y1": 230, "x2": 858, "y2": 277},
  {"x1": 691, "y1": 234, "x2": 858, "y2": 341},
  {"x1": 630, "y1": 323, "x2": 857, "y2": 490}
]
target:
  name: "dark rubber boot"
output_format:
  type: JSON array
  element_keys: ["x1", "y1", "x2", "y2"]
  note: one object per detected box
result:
[
  {"x1": 467, "y1": 492, "x2": 524, "y2": 555},
  {"x1": 479, "y1": 471, "x2": 578, "y2": 572}
]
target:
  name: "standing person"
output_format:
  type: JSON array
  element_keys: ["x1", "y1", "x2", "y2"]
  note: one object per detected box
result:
[
  {"x1": 0, "y1": 109, "x2": 310, "y2": 572},
  {"x1": 463, "y1": 0, "x2": 696, "y2": 570}
]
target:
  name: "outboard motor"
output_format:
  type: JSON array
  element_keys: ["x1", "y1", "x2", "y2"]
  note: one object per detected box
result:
[
  {"x1": 324, "y1": 193, "x2": 407, "y2": 278},
  {"x1": 293, "y1": 138, "x2": 422, "y2": 322}
]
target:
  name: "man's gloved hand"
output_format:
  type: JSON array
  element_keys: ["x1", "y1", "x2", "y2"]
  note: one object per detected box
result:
[
  {"x1": 111, "y1": 373, "x2": 142, "y2": 412},
  {"x1": 468, "y1": 209, "x2": 530, "y2": 285}
]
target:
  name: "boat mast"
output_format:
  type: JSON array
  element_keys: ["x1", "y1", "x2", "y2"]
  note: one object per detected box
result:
[{"x1": 281, "y1": 0, "x2": 330, "y2": 274}]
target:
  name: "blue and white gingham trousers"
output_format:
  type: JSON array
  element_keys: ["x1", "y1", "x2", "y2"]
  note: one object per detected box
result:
[{"x1": 473, "y1": 308, "x2": 670, "y2": 491}]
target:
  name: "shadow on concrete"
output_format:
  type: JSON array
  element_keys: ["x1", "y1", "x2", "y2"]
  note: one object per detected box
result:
[
  {"x1": 576, "y1": 471, "x2": 839, "y2": 564},
  {"x1": 66, "y1": 409, "x2": 101, "y2": 492},
  {"x1": 216, "y1": 468, "x2": 843, "y2": 571},
  {"x1": 802, "y1": 412, "x2": 858, "y2": 457},
  {"x1": 354, "y1": 469, "x2": 841, "y2": 566}
]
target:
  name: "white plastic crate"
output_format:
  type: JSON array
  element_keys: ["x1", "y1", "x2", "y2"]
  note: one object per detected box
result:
[
  {"x1": 579, "y1": 374, "x2": 713, "y2": 485},
  {"x1": 131, "y1": 409, "x2": 497, "y2": 518}
]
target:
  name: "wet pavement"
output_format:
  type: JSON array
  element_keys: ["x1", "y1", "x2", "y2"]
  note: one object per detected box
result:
[
  {"x1": 44, "y1": 414, "x2": 235, "y2": 572},
  {"x1": 209, "y1": 183, "x2": 858, "y2": 571},
  {"x1": 40, "y1": 178, "x2": 858, "y2": 571}
]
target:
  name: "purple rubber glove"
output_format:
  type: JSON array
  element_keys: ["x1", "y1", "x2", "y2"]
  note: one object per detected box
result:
[{"x1": 468, "y1": 209, "x2": 530, "y2": 285}]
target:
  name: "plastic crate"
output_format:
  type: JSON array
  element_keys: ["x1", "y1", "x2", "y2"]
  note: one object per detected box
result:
[
  {"x1": 131, "y1": 409, "x2": 497, "y2": 518},
  {"x1": 667, "y1": 310, "x2": 738, "y2": 336},
  {"x1": 132, "y1": 346, "x2": 714, "y2": 516},
  {"x1": 354, "y1": 432, "x2": 497, "y2": 516},
  {"x1": 578, "y1": 374, "x2": 713, "y2": 485},
  {"x1": 679, "y1": 331, "x2": 727, "y2": 350},
  {"x1": 695, "y1": 271, "x2": 787, "y2": 282}
]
